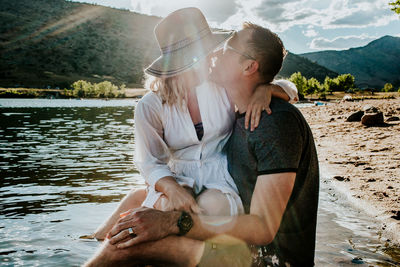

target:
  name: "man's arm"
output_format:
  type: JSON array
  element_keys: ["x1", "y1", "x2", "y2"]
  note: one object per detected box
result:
[
  {"x1": 186, "y1": 172, "x2": 295, "y2": 245},
  {"x1": 109, "y1": 172, "x2": 295, "y2": 248}
]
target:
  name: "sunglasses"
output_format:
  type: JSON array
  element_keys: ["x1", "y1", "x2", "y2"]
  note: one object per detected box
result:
[{"x1": 214, "y1": 31, "x2": 256, "y2": 60}]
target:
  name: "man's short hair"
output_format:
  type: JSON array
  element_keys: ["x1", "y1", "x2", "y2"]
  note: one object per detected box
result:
[{"x1": 242, "y1": 22, "x2": 287, "y2": 83}]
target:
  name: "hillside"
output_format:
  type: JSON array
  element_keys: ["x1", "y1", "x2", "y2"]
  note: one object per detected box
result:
[
  {"x1": 300, "y1": 36, "x2": 400, "y2": 88},
  {"x1": 278, "y1": 52, "x2": 338, "y2": 81},
  {"x1": 0, "y1": 0, "x2": 161, "y2": 88},
  {"x1": 1, "y1": 0, "x2": 336, "y2": 88}
]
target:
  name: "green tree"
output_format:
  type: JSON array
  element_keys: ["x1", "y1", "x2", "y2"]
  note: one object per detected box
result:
[
  {"x1": 398, "y1": 87, "x2": 400, "y2": 92},
  {"x1": 389, "y1": 0, "x2": 400, "y2": 14},
  {"x1": 72, "y1": 80, "x2": 92, "y2": 97},
  {"x1": 323, "y1": 77, "x2": 339, "y2": 92},
  {"x1": 383, "y1": 83, "x2": 394, "y2": 92},
  {"x1": 289, "y1": 72, "x2": 307, "y2": 98},
  {"x1": 336, "y1": 74, "x2": 355, "y2": 92},
  {"x1": 306, "y1": 78, "x2": 322, "y2": 95}
]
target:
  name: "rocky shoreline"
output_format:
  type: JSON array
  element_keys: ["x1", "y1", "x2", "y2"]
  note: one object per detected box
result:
[{"x1": 300, "y1": 98, "x2": 400, "y2": 245}]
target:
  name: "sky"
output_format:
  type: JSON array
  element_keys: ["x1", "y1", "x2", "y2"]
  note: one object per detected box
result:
[{"x1": 73, "y1": 0, "x2": 400, "y2": 54}]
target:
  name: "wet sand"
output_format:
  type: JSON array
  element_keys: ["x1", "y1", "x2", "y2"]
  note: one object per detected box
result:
[{"x1": 300, "y1": 98, "x2": 400, "y2": 245}]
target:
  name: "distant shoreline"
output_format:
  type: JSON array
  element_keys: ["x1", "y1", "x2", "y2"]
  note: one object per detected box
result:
[
  {"x1": 0, "y1": 88, "x2": 149, "y2": 99},
  {"x1": 1, "y1": 88, "x2": 398, "y2": 100}
]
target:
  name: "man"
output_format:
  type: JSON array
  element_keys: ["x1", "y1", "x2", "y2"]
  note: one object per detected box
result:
[{"x1": 85, "y1": 22, "x2": 319, "y2": 267}]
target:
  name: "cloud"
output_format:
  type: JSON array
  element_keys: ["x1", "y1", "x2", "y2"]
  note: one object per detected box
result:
[
  {"x1": 309, "y1": 34, "x2": 378, "y2": 50},
  {"x1": 325, "y1": 0, "x2": 398, "y2": 29},
  {"x1": 217, "y1": 0, "x2": 399, "y2": 32},
  {"x1": 303, "y1": 29, "x2": 318, "y2": 37},
  {"x1": 80, "y1": 0, "x2": 398, "y2": 33},
  {"x1": 130, "y1": 0, "x2": 238, "y2": 25}
]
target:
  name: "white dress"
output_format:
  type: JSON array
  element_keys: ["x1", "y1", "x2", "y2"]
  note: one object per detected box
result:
[{"x1": 134, "y1": 80, "x2": 298, "y2": 215}]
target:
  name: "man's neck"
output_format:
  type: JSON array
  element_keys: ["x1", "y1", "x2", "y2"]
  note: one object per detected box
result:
[{"x1": 227, "y1": 80, "x2": 258, "y2": 114}]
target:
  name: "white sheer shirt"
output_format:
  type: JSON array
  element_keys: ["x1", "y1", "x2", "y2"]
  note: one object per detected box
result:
[{"x1": 134, "y1": 80, "x2": 298, "y2": 192}]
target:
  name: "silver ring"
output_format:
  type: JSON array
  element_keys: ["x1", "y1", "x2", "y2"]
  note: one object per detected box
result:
[{"x1": 128, "y1": 227, "x2": 135, "y2": 236}]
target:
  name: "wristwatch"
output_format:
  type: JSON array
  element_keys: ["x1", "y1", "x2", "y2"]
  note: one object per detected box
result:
[{"x1": 177, "y1": 211, "x2": 193, "y2": 236}]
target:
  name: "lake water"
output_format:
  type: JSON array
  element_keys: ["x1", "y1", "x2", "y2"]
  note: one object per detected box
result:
[{"x1": 1, "y1": 98, "x2": 399, "y2": 266}]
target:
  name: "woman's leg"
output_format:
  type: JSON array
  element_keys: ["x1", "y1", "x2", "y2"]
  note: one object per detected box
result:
[
  {"x1": 93, "y1": 188, "x2": 147, "y2": 240},
  {"x1": 196, "y1": 189, "x2": 231, "y2": 216}
]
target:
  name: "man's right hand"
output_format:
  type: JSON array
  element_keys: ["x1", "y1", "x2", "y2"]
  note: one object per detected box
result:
[
  {"x1": 108, "y1": 207, "x2": 181, "y2": 249},
  {"x1": 155, "y1": 177, "x2": 202, "y2": 214}
]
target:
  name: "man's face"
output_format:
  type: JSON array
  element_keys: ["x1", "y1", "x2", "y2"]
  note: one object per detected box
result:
[{"x1": 209, "y1": 29, "x2": 253, "y2": 87}]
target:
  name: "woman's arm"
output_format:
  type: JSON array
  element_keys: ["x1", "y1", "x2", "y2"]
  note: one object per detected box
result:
[
  {"x1": 135, "y1": 94, "x2": 200, "y2": 213},
  {"x1": 134, "y1": 95, "x2": 173, "y2": 187},
  {"x1": 271, "y1": 79, "x2": 298, "y2": 103}
]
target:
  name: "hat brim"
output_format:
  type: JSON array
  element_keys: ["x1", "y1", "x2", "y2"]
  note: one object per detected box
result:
[{"x1": 145, "y1": 30, "x2": 234, "y2": 78}]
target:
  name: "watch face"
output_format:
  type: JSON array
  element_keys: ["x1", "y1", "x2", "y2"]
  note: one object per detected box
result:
[
  {"x1": 181, "y1": 215, "x2": 193, "y2": 230},
  {"x1": 179, "y1": 212, "x2": 193, "y2": 235}
]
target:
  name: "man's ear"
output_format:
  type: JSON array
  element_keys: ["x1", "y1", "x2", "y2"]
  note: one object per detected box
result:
[{"x1": 243, "y1": 60, "x2": 259, "y2": 76}]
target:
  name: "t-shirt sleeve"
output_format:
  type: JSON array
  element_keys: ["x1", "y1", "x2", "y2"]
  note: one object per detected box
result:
[{"x1": 249, "y1": 111, "x2": 303, "y2": 175}]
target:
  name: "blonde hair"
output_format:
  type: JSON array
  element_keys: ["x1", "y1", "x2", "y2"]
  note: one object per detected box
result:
[
  {"x1": 145, "y1": 74, "x2": 189, "y2": 108},
  {"x1": 144, "y1": 57, "x2": 211, "y2": 108}
]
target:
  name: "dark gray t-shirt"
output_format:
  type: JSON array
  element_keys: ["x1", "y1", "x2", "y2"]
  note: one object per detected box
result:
[{"x1": 226, "y1": 98, "x2": 319, "y2": 266}]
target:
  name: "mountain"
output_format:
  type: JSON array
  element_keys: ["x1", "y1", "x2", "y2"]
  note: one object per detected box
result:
[
  {"x1": 278, "y1": 52, "x2": 338, "y2": 81},
  {"x1": 0, "y1": 0, "x2": 336, "y2": 88},
  {"x1": 0, "y1": 0, "x2": 161, "y2": 88},
  {"x1": 300, "y1": 36, "x2": 400, "y2": 88}
]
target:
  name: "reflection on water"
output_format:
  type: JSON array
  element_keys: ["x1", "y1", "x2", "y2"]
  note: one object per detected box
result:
[
  {"x1": 0, "y1": 99, "x2": 399, "y2": 266},
  {"x1": 0, "y1": 99, "x2": 143, "y2": 266}
]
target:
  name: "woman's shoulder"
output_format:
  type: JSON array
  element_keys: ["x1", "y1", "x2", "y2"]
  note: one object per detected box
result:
[{"x1": 138, "y1": 91, "x2": 162, "y2": 107}]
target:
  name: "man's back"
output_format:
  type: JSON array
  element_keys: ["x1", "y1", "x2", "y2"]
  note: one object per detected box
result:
[{"x1": 226, "y1": 98, "x2": 319, "y2": 266}]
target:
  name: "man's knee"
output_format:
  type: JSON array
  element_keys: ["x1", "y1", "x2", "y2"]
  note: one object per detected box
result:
[{"x1": 198, "y1": 239, "x2": 252, "y2": 267}]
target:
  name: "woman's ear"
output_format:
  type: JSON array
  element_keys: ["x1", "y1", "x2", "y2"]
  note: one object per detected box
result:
[{"x1": 243, "y1": 60, "x2": 259, "y2": 76}]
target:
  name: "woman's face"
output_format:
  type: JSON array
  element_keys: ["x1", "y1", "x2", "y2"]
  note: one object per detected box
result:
[{"x1": 184, "y1": 57, "x2": 211, "y2": 88}]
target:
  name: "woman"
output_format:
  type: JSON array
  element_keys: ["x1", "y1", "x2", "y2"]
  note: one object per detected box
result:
[{"x1": 92, "y1": 7, "x2": 297, "y2": 240}]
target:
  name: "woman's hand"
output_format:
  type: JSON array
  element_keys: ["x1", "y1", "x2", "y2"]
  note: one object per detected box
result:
[
  {"x1": 155, "y1": 177, "x2": 201, "y2": 213},
  {"x1": 245, "y1": 84, "x2": 274, "y2": 131}
]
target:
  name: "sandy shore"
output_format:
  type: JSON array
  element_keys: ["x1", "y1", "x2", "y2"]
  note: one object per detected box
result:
[{"x1": 300, "y1": 98, "x2": 400, "y2": 244}]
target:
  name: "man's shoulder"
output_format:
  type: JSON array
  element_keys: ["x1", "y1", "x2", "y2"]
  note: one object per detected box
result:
[
  {"x1": 257, "y1": 99, "x2": 302, "y2": 130},
  {"x1": 269, "y1": 98, "x2": 299, "y2": 116}
]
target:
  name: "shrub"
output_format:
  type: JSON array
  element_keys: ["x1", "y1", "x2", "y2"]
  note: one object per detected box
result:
[
  {"x1": 69, "y1": 80, "x2": 126, "y2": 98},
  {"x1": 382, "y1": 83, "x2": 394, "y2": 92}
]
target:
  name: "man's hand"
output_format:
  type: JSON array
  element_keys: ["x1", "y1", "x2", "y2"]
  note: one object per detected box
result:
[{"x1": 108, "y1": 207, "x2": 180, "y2": 249}]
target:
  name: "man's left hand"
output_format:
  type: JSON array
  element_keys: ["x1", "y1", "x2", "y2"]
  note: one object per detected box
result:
[{"x1": 108, "y1": 207, "x2": 180, "y2": 249}]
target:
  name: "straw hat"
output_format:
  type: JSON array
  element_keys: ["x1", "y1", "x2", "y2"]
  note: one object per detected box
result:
[{"x1": 144, "y1": 7, "x2": 233, "y2": 78}]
